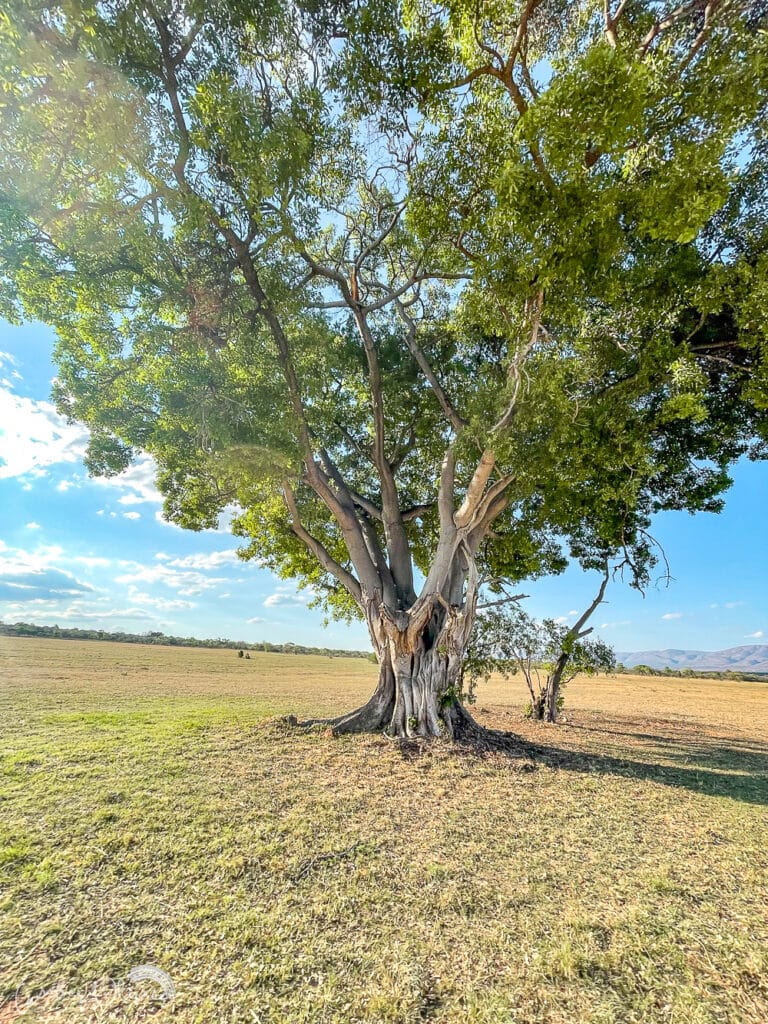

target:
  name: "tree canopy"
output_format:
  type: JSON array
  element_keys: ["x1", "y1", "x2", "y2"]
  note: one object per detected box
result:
[{"x1": 1, "y1": 0, "x2": 766, "y2": 737}]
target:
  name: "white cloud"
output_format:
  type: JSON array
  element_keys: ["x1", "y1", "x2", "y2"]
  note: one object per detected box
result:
[
  {"x1": 553, "y1": 616, "x2": 569, "y2": 625},
  {"x1": 95, "y1": 454, "x2": 163, "y2": 505},
  {"x1": 0, "y1": 543, "x2": 65, "y2": 574},
  {"x1": 57, "y1": 479, "x2": 78, "y2": 492},
  {"x1": 55, "y1": 604, "x2": 156, "y2": 622},
  {"x1": 0, "y1": 387, "x2": 90, "y2": 480},
  {"x1": 745, "y1": 630, "x2": 764, "y2": 639},
  {"x1": 247, "y1": 616, "x2": 266, "y2": 624},
  {"x1": 2, "y1": 597, "x2": 164, "y2": 625},
  {"x1": 0, "y1": 351, "x2": 18, "y2": 368},
  {"x1": 661, "y1": 612, "x2": 684, "y2": 620},
  {"x1": 599, "y1": 620, "x2": 631, "y2": 629},
  {"x1": 126, "y1": 588, "x2": 194, "y2": 611},
  {"x1": 567, "y1": 610, "x2": 578, "y2": 617},
  {"x1": 0, "y1": 558, "x2": 94, "y2": 599},
  {"x1": 25, "y1": 521, "x2": 41, "y2": 530},
  {"x1": 114, "y1": 561, "x2": 228, "y2": 594},
  {"x1": 263, "y1": 585, "x2": 312, "y2": 608},
  {"x1": 155, "y1": 508, "x2": 183, "y2": 529},
  {"x1": 165, "y1": 549, "x2": 242, "y2": 570},
  {"x1": 122, "y1": 511, "x2": 141, "y2": 520}
]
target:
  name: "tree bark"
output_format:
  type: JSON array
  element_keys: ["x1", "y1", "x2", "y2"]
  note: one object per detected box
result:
[
  {"x1": 528, "y1": 670, "x2": 562, "y2": 723},
  {"x1": 320, "y1": 560, "x2": 480, "y2": 739},
  {"x1": 325, "y1": 642, "x2": 463, "y2": 738}
]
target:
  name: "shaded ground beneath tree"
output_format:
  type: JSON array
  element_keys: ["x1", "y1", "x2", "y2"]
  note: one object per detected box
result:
[
  {"x1": 457, "y1": 705, "x2": 768, "y2": 807},
  {"x1": 2, "y1": 639, "x2": 767, "y2": 1023}
]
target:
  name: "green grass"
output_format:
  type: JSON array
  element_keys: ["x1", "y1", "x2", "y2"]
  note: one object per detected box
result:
[{"x1": 1, "y1": 637, "x2": 767, "y2": 1023}]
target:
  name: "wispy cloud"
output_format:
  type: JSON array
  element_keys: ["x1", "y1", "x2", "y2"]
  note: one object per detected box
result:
[
  {"x1": 122, "y1": 511, "x2": 141, "y2": 520},
  {"x1": 745, "y1": 630, "x2": 764, "y2": 640},
  {"x1": 114, "y1": 561, "x2": 228, "y2": 596},
  {"x1": 126, "y1": 588, "x2": 194, "y2": 611},
  {"x1": 55, "y1": 604, "x2": 156, "y2": 622},
  {"x1": 164, "y1": 549, "x2": 242, "y2": 570},
  {"x1": 661, "y1": 612, "x2": 684, "y2": 620},
  {"x1": 247, "y1": 616, "x2": 266, "y2": 624},
  {"x1": 95, "y1": 455, "x2": 163, "y2": 505},
  {"x1": 263, "y1": 586, "x2": 310, "y2": 608},
  {"x1": 0, "y1": 387, "x2": 89, "y2": 480},
  {"x1": 0, "y1": 567, "x2": 94, "y2": 601},
  {"x1": 0, "y1": 597, "x2": 160, "y2": 625}
]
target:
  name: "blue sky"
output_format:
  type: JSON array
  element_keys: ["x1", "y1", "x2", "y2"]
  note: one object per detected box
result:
[{"x1": 1, "y1": 319, "x2": 766, "y2": 654}]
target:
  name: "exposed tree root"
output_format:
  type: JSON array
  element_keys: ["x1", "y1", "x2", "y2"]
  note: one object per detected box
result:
[{"x1": 286, "y1": 699, "x2": 534, "y2": 760}]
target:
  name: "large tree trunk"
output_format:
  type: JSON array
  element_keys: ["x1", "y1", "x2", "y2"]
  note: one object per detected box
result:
[{"x1": 327, "y1": 592, "x2": 478, "y2": 740}]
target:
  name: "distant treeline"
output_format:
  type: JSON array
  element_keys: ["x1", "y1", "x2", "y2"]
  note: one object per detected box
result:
[
  {"x1": 0, "y1": 621, "x2": 375, "y2": 660},
  {"x1": 616, "y1": 663, "x2": 768, "y2": 683}
]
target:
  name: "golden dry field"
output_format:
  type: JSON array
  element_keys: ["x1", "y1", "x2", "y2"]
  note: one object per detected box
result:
[{"x1": 1, "y1": 637, "x2": 767, "y2": 1023}]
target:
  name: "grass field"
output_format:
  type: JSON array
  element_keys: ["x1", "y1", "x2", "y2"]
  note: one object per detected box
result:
[{"x1": 1, "y1": 637, "x2": 767, "y2": 1024}]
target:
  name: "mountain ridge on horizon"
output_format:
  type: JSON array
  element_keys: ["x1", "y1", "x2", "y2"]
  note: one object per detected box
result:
[{"x1": 616, "y1": 643, "x2": 768, "y2": 673}]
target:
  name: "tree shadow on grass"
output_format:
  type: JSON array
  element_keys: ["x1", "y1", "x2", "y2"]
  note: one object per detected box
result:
[
  {"x1": 566, "y1": 719, "x2": 768, "y2": 768},
  {"x1": 523, "y1": 741, "x2": 768, "y2": 806},
  {"x1": 516, "y1": 730, "x2": 768, "y2": 807},
  {"x1": 467, "y1": 709, "x2": 768, "y2": 806}
]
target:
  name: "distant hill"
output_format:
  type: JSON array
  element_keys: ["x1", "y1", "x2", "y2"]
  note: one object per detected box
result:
[{"x1": 616, "y1": 645, "x2": 768, "y2": 673}]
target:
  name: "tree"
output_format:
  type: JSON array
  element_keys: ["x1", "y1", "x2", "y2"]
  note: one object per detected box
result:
[
  {"x1": 466, "y1": 570, "x2": 615, "y2": 723},
  {"x1": 0, "y1": 2, "x2": 766, "y2": 739}
]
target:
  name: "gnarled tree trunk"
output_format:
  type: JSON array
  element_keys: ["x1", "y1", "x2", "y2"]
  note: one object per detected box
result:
[{"x1": 326, "y1": 555, "x2": 480, "y2": 739}]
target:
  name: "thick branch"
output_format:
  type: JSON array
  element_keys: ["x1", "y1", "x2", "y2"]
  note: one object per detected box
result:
[
  {"x1": 283, "y1": 482, "x2": 362, "y2": 606},
  {"x1": 395, "y1": 299, "x2": 466, "y2": 433},
  {"x1": 438, "y1": 447, "x2": 457, "y2": 530},
  {"x1": 454, "y1": 451, "x2": 496, "y2": 528},
  {"x1": 401, "y1": 503, "x2": 434, "y2": 522},
  {"x1": 349, "y1": 292, "x2": 416, "y2": 605},
  {"x1": 505, "y1": 0, "x2": 545, "y2": 72}
]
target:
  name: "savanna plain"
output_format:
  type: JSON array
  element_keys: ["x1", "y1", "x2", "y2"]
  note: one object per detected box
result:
[{"x1": 1, "y1": 637, "x2": 767, "y2": 1024}]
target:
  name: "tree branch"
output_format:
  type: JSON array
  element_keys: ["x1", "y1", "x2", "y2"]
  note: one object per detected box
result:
[
  {"x1": 395, "y1": 298, "x2": 466, "y2": 433},
  {"x1": 282, "y1": 482, "x2": 362, "y2": 606},
  {"x1": 454, "y1": 451, "x2": 497, "y2": 528},
  {"x1": 349, "y1": 292, "x2": 416, "y2": 605},
  {"x1": 570, "y1": 563, "x2": 611, "y2": 639}
]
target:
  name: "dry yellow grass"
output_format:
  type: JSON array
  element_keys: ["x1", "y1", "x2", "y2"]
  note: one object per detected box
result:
[{"x1": 1, "y1": 637, "x2": 767, "y2": 1024}]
